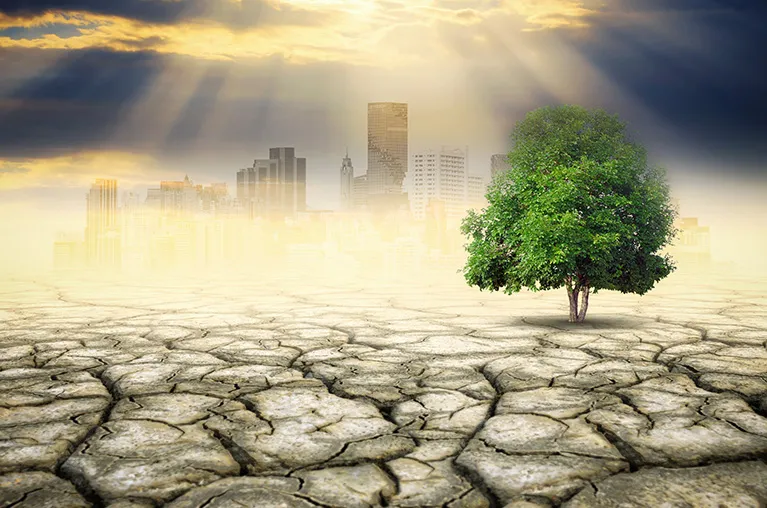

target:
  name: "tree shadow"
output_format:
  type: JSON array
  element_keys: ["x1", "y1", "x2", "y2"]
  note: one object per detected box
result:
[{"x1": 523, "y1": 314, "x2": 650, "y2": 330}]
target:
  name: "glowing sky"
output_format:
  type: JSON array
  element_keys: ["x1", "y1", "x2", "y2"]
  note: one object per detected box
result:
[{"x1": 0, "y1": 0, "x2": 765, "y2": 269}]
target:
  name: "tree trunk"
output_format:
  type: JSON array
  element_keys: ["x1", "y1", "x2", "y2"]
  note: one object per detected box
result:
[
  {"x1": 576, "y1": 285, "x2": 590, "y2": 322},
  {"x1": 566, "y1": 280, "x2": 579, "y2": 322}
]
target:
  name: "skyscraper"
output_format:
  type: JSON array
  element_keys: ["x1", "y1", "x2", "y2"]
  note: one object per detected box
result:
[
  {"x1": 409, "y1": 147, "x2": 468, "y2": 221},
  {"x1": 467, "y1": 175, "x2": 488, "y2": 206},
  {"x1": 491, "y1": 153, "x2": 511, "y2": 179},
  {"x1": 353, "y1": 174, "x2": 368, "y2": 210},
  {"x1": 340, "y1": 148, "x2": 354, "y2": 211},
  {"x1": 270, "y1": 147, "x2": 307, "y2": 215},
  {"x1": 85, "y1": 178, "x2": 120, "y2": 268},
  {"x1": 367, "y1": 102, "x2": 408, "y2": 212},
  {"x1": 236, "y1": 147, "x2": 307, "y2": 219}
]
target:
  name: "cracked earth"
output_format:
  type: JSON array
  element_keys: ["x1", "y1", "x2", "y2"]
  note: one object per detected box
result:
[{"x1": 1, "y1": 266, "x2": 766, "y2": 507}]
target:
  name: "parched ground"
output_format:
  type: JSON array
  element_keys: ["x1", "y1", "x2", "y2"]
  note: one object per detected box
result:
[{"x1": 1, "y1": 265, "x2": 766, "y2": 507}]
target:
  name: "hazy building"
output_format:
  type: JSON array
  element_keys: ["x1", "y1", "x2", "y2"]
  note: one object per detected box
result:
[
  {"x1": 467, "y1": 174, "x2": 488, "y2": 207},
  {"x1": 237, "y1": 147, "x2": 307, "y2": 219},
  {"x1": 409, "y1": 147, "x2": 469, "y2": 221},
  {"x1": 340, "y1": 149, "x2": 354, "y2": 211},
  {"x1": 271, "y1": 147, "x2": 307, "y2": 215},
  {"x1": 200, "y1": 183, "x2": 229, "y2": 213},
  {"x1": 85, "y1": 179, "x2": 120, "y2": 268},
  {"x1": 122, "y1": 191, "x2": 141, "y2": 211},
  {"x1": 674, "y1": 217, "x2": 711, "y2": 264},
  {"x1": 145, "y1": 175, "x2": 200, "y2": 215},
  {"x1": 491, "y1": 153, "x2": 511, "y2": 179},
  {"x1": 353, "y1": 174, "x2": 368, "y2": 210},
  {"x1": 367, "y1": 102, "x2": 409, "y2": 212}
]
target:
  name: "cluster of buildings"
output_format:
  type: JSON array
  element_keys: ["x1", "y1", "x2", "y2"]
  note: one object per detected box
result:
[
  {"x1": 233, "y1": 103, "x2": 493, "y2": 222},
  {"x1": 52, "y1": 101, "x2": 710, "y2": 275},
  {"x1": 53, "y1": 102, "x2": 496, "y2": 275}
]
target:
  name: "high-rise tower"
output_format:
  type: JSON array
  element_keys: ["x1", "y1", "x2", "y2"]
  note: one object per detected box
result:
[
  {"x1": 340, "y1": 148, "x2": 354, "y2": 211},
  {"x1": 236, "y1": 147, "x2": 306, "y2": 218},
  {"x1": 85, "y1": 178, "x2": 120, "y2": 268},
  {"x1": 367, "y1": 102, "x2": 408, "y2": 212},
  {"x1": 409, "y1": 146, "x2": 468, "y2": 221}
]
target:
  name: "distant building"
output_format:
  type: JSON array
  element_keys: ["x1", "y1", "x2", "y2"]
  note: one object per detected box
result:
[
  {"x1": 200, "y1": 183, "x2": 229, "y2": 213},
  {"x1": 353, "y1": 174, "x2": 368, "y2": 210},
  {"x1": 673, "y1": 217, "x2": 711, "y2": 264},
  {"x1": 367, "y1": 102, "x2": 409, "y2": 212},
  {"x1": 145, "y1": 175, "x2": 200, "y2": 215},
  {"x1": 409, "y1": 147, "x2": 469, "y2": 221},
  {"x1": 122, "y1": 191, "x2": 141, "y2": 211},
  {"x1": 237, "y1": 147, "x2": 307, "y2": 219},
  {"x1": 467, "y1": 174, "x2": 488, "y2": 207},
  {"x1": 85, "y1": 178, "x2": 120, "y2": 268},
  {"x1": 340, "y1": 149, "x2": 354, "y2": 211}
]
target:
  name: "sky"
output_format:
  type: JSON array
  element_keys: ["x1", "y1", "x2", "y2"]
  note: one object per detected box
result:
[{"x1": 0, "y1": 0, "x2": 765, "y2": 269}]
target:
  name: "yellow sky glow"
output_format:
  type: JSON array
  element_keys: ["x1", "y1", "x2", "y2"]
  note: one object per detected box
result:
[
  {"x1": 0, "y1": 0, "x2": 599, "y2": 63},
  {"x1": 0, "y1": 152, "x2": 160, "y2": 190}
]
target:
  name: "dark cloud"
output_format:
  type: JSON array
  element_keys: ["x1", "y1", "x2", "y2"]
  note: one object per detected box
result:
[
  {"x1": 603, "y1": 0, "x2": 767, "y2": 14},
  {"x1": 557, "y1": 0, "x2": 767, "y2": 173},
  {"x1": 0, "y1": 0, "x2": 195, "y2": 23},
  {"x1": 0, "y1": 47, "x2": 352, "y2": 169},
  {"x1": 0, "y1": 0, "x2": 334, "y2": 30},
  {"x1": 0, "y1": 48, "x2": 164, "y2": 156},
  {"x1": 0, "y1": 0, "x2": 764, "y2": 181}
]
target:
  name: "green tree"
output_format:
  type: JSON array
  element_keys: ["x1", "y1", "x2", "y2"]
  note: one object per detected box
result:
[{"x1": 461, "y1": 105, "x2": 678, "y2": 322}]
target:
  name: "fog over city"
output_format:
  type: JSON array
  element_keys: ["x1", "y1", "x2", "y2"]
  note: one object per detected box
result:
[{"x1": 1, "y1": 0, "x2": 766, "y2": 276}]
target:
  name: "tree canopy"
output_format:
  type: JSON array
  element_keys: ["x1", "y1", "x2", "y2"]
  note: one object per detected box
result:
[{"x1": 460, "y1": 104, "x2": 678, "y2": 322}]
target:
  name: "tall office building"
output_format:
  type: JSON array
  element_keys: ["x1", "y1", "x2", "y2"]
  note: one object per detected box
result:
[
  {"x1": 408, "y1": 147, "x2": 469, "y2": 221},
  {"x1": 237, "y1": 147, "x2": 307, "y2": 219},
  {"x1": 340, "y1": 149, "x2": 354, "y2": 211},
  {"x1": 467, "y1": 175, "x2": 488, "y2": 206},
  {"x1": 145, "y1": 176, "x2": 201, "y2": 215},
  {"x1": 367, "y1": 102, "x2": 408, "y2": 212},
  {"x1": 352, "y1": 174, "x2": 368, "y2": 210},
  {"x1": 491, "y1": 153, "x2": 511, "y2": 179},
  {"x1": 85, "y1": 178, "x2": 120, "y2": 268}
]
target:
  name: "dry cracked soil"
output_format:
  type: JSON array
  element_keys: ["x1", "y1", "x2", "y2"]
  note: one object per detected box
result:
[{"x1": 1, "y1": 266, "x2": 766, "y2": 507}]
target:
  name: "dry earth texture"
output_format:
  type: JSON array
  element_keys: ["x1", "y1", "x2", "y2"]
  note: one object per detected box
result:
[{"x1": 1, "y1": 263, "x2": 766, "y2": 507}]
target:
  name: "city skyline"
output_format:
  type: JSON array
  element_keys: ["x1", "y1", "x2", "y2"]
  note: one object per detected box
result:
[
  {"x1": 65, "y1": 99, "x2": 503, "y2": 215},
  {"x1": 51, "y1": 172, "x2": 714, "y2": 275},
  {"x1": 2, "y1": 0, "x2": 766, "y2": 275},
  {"x1": 30, "y1": 105, "x2": 738, "y2": 277}
]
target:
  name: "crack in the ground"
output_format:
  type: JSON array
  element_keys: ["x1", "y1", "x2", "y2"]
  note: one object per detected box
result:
[{"x1": 3, "y1": 276, "x2": 767, "y2": 508}]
